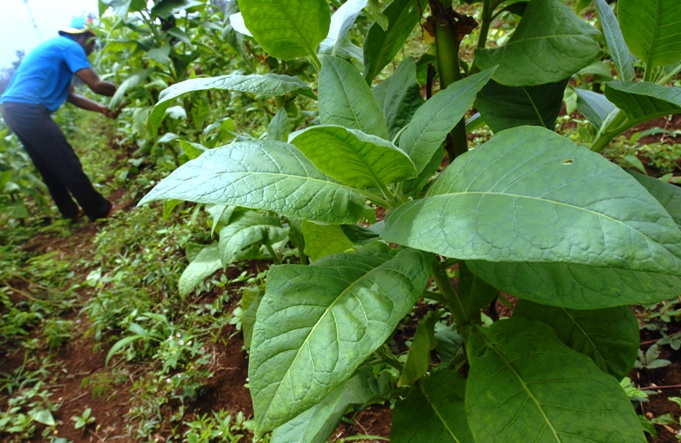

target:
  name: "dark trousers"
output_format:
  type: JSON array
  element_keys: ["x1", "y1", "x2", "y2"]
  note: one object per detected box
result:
[{"x1": 1, "y1": 102, "x2": 111, "y2": 220}]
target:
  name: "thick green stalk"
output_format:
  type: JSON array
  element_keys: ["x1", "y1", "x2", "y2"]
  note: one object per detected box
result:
[{"x1": 431, "y1": 2, "x2": 468, "y2": 159}]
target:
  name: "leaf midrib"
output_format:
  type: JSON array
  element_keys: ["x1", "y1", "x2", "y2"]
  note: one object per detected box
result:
[
  {"x1": 299, "y1": 127, "x2": 410, "y2": 188},
  {"x1": 645, "y1": 0, "x2": 661, "y2": 68},
  {"x1": 401, "y1": 75, "x2": 487, "y2": 160},
  {"x1": 173, "y1": 169, "x2": 362, "y2": 195},
  {"x1": 418, "y1": 191, "x2": 681, "y2": 263},
  {"x1": 279, "y1": 0, "x2": 319, "y2": 58},
  {"x1": 560, "y1": 309, "x2": 605, "y2": 367},
  {"x1": 327, "y1": 61, "x2": 380, "y2": 136},
  {"x1": 481, "y1": 335, "x2": 562, "y2": 442},
  {"x1": 505, "y1": 33, "x2": 598, "y2": 46},
  {"x1": 419, "y1": 381, "x2": 461, "y2": 442},
  {"x1": 266, "y1": 274, "x2": 367, "y2": 408}
]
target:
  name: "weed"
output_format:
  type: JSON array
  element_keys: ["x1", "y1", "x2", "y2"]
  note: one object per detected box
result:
[
  {"x1": 184, "y1": 410, "x2": 250, "y2": 443},
  {"x1": 636, "y1": 344, "x2": 672, "y2": 370},
  {"x1": 79, "y1": 370, "x2": 127, "y2": 399},
  {"x1": 72, "y1": 407, "x2": 96, "y2": 430},
  {"x1": 0, "y1": 379, "x2": 57, "y2": 440},
  {"x1": 42, "y1": 318, "x2": 74, "y2": 349}
]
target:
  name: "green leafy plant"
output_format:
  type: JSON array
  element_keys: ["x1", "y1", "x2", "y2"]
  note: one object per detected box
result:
[
  {"x1": 0, "y1": 378, "x2": 57, "y2": 440},
  {"x1": 635, "y1": 343, "x2": 672, "y2": 370},
  {"x1": 178, "y1": 205, "x2": 289, "y2": 297},
  {"x1": 42, "y1": 318, "x2": 73, "y2": 349},
  {"x1": 184, "y1": 410, "x2": 249, "y2": 443},
  {"x1": 72, "y1": 407, "x2": 96, "y2": 430},
  {"x1": 0, "y1": 125, "x2": 50, "y2": 224},
  {"x1": 140, "y1": 0, "x2": 681, "y2": 440}
]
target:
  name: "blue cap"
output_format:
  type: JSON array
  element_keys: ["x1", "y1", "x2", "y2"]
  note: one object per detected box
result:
[{"x1": 59, "y1": 16, "x2": 96, "y2": 36}]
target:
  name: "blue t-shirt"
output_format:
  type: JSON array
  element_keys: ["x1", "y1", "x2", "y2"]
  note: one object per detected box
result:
[{"x1": 0, "y1": 35, "x2": 91, "y2": 112}]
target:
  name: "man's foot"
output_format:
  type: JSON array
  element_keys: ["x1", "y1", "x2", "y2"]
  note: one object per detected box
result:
[{"x1": 65, "y1": 208, "x2": 85, "y2": 221}]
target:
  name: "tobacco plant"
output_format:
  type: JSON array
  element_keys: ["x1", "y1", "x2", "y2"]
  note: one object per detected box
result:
[{"x1": 140, "y1": 0, "x2": 681, "y2": 441}]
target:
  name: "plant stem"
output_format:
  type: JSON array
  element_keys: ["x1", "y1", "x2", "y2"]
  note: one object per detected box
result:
[
  {"x1": 590, "y1": 110, "x2": 628, "y2": 152},
  {"x1": 639, "y1": 383, "x2": 681, "y2": 390},
  {"x1": 308, "y1": 52, "x2": 322, "y2": 72},
  {"x1": 361, "y1": 189, "x2": 392, "y2": 210},
  {"x1": 656, "y1": 64, "x2": 681, "y2": 86},
  {"x1": 140, "y1": 12, "x2": 162, "y2": 47},
  {"x1": 643, "y1": 64, "x2": 653, "y2": 83},
  {"x1": 431, "y1": 259, "x2": 468, "y2": 330},
  {"x1": 265, "y1": 243, "x2": 281, "y2": 265},
  {"x1": 476, "y1": 0, "x2": 493, "y2": 49},
  {"x1": 431, "y1": 0, "x2": 468, "y2": 159}
]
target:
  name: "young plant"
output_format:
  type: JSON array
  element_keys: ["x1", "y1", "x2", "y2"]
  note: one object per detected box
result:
[
  {"x1": 72, "y1": 407, "x2": 96, "y2": 430},
  {"x1": 141, "y1": 0, "x2": 681, "y2": 441}
]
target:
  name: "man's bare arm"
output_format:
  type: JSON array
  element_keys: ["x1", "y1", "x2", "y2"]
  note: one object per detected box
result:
[
  {"x1": 75, "y1": 67, "x2": 116, "y2": 96},
  {"x1": 66, "y1": 88, "x2": 117, "y2": 118}
]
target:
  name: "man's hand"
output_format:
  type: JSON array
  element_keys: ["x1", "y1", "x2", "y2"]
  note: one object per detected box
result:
[{"x1": 101, "y1": 106, "x2": 121, "y2": 119}]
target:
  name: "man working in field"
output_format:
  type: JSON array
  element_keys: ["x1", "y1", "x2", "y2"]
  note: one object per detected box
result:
[{"x1": 0, "y1": 16, "x2": 118, "y2": 221}]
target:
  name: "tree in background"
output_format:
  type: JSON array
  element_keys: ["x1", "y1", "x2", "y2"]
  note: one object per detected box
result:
[{"x1": 0, "y1": 51, "x2": 26, "y2": 95}]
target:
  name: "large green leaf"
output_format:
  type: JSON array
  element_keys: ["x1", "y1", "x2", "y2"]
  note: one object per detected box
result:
[
  {"x1": 150, "y1": 74, "x2": 315, "y2": 134},
  {"x1": 289, "y1": 125, "x2": 415, "y2": 188},
  {"x1": 319, "y1": 56, "x2": 388, "y2": 139},
  {"x1": 302, "y1": 221, "x2": 354, "y2": 262},
  {"x1": 594, "y1": 0, "x2": 635, "y2": 81},
  {"x1": 139, "y1": 141, "x2": 366, "y2": 224},
  {"x1": 218, "y1": 211, "x2": 288, "y2": 264},
  {"x1": 467, "y1": 259, "x2": 681, "y2": 309},
  {"x1": 363, "y1": 0, "x2": 421, "y2": 83},
  {"x1": 575, "y1": 88, "x2": 617, "y2": 130},
  {"x1": 475, "y1": 78, "x2": 569, "y2": 132},
  {"x1": 392, "y1": 370, "x2": 473, "y2": 443},
  {"x1": 475, "y1": 0, "x2": 600, "y2": 86},
  {"x1": 239, "y1": 0, "x2": 330, "y2": 60},
  {"x1": 249, "y1": 245, "x2": 432, "y2": 434},
  {"x1": 466, "y1": 318, "x2": 645, "y2": 442},
  {"x1": 271, "y1": 368, "x2": 383, "y2": 443},
  {"x1": 514, "y1": 300, "x2": 639, "y2": 378},
  {"x1": 178, "y1": 242, "x2": 222, "y2": 298},
  {"x1": 382, "y1": 126, "x2": 681, "y2": 273},
  {"x1": 398, "y1": 68, "x2": 495, "y2": 176},
  {"x1": 372, "y1": 57, "x2": 424, "y2": 141},
  {"x1": 629, "y1": 171, "x2": 681, "y2": 226},
  {"x1": 619, "y1": 0, "x2": 681, "y2": 69},
  {"x1": 605, "y1": 81, "x2": 681, "y2": 123}
]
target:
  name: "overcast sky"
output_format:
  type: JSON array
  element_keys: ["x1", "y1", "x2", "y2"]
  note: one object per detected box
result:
[{"x1": 1, "y1": 0, "x2": 98, "y2": 69}]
